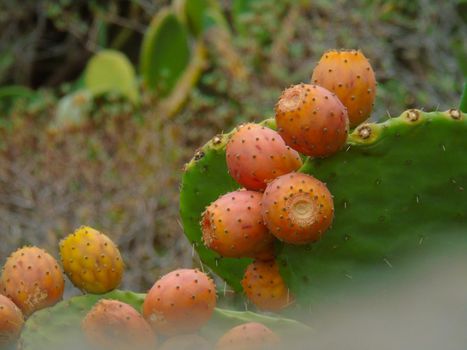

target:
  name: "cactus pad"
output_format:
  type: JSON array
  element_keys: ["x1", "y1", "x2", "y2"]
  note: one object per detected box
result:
[
  {"x1": 140, "y1": 8, "x2": 190, "y2": 97},
  {"x1": 84, "y1": 50, "x2": 139, "y2": 104},
  {"x1": 20, "y1": 290, "x2": 309, "y2": 349},
  {"x1": 180, "y1": 110, "x2": 467, "y2": 305}
]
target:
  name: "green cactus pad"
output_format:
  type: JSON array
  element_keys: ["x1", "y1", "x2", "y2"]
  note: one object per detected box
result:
[
  {"x1": 84, "y1": 50, "x2": 139, "y2": 104},
  {"x1": 140, "y1": 8, "x2": 190, "y2": 97},
  {"x1": 175, "y1": 0, "x2": 228, "y2": 37},
  {"x1": 180, "y1": 110, "x2": 467, "y2": 305},
  {"x1": 20, "y1": 290, "x2": 309, "y2": 349}
]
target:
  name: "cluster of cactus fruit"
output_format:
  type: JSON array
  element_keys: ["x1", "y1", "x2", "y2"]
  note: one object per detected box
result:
[
  {"x1": 1, "y1": 47, "x2": 465, "y2": 349},
  {"x1": 1, "y1": 225, "x2": 302, "y2": 349},
  {"x1": 180, "y1": 49, "x2": 466, "y2": 308},
  {"x1": 198, "y1": 49, "x2": 377, "y2": 311}
]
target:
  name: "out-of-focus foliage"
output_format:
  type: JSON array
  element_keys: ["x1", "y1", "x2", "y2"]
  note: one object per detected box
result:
[
  {"x1": 84, "y1": 50, "x2": 139, "y2": 103},
  {"x1": 0, "y1": 0, "x2": 466, "y2": 293}
]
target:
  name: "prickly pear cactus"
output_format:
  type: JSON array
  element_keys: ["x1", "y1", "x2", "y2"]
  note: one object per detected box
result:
[
  {"x1": 84, "y1": 50, "x2": 139, "y2": 104},
  {"x1": 140, "y1": 8, "x2": 190, "y2": 96},
  {"x1": 20, "y1": 290, "x2": 309, "y2": 349},
  {"x1": 180, "y1": 110, "x2": 467, "y2": 304}
]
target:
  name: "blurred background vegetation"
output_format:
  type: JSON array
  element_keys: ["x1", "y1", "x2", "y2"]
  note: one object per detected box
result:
[{"x1": 0, "y1": 0, "x2": 466, "y2": 292}]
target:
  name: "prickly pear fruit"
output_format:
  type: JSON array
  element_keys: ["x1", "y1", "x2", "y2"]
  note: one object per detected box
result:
[
  {"x1": 241, "y1": 260, "x2": 292, "y2": 311},
  {"x1": 143, "y1": 268, "x2": 216, "y2": 336},
  {"x1": 59, "y1": 226, "x2": 124, "y2": 294},
  {"x1": 201, "y1": 190, "x2": 275, "y2": 259},
  {"x1": 226, "y1": 123, "x2": 302, "y2": 190},
  {"x1": 311, "y1": 49, "x2": 376, "y2": 127},
  {"x1": 0, "y1": 246, "x2": 65, "y2": 316},
  {"x1": 262, "y1": 172, "x2": 334, "y2": 244},
  {"x1": 160, "y1": 334, "x2": 211, "y2": 350},
  {"x1": 82, "y1": 299, "x2": 156, "y2": 350},
  {"x1": 0, "y1": 294, "x2": 24, "y2": 347},
  {"x1": 275, "y1": 83, "x2": 349, "y2": 157},
  {"x1": 216, "y1": 322, "x2": 280, "y2": 350}
]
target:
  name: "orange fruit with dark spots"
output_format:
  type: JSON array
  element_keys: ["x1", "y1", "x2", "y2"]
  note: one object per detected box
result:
[
  {"x1": 82, "y1": 299, "x2": 156, "y2": 350},
  {"x1": 143, "y1": 269, "x2": 216, "y2": 336},
  {"x1": 262, "y1": 173, "x2": 334, "y2": 244},
  {"x1": 241, "y1": 260, "x2": 292, "y2": 311},
  {"x1": 201, "y1": 190, "x2": 275, "y2": 259},
  {"x1": 0, "y1": 246, "x2": 65, "y2": 316},
  {"x1": 226, "y1": 123, "x2": 302, "y2": 191},
  {"x1": 311, "y1": 49, "x2": 376, "y2": 127},
  {"x1": 275, "y1": 84, "x2": 349, "y2": 157},
  {"x1": 216, "y1": 322, "x2": 280, "y2": 350},
  {"x1": 0, "y1": 294, "x2": 24, "y2": 347}
]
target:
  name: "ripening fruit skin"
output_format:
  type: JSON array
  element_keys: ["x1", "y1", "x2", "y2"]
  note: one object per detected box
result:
[
  {"x1": 262, "y1": 172, "x2": 334, "y2": 244},
  {"x1": 201, "y1": 190, "x2": 275, "y2": 259},
  {"x1": 0, "y1": 246, "x2": 65, "y2": 316},
  {"x1": 159, "y1": 334, "x2": 211, "y2": 350},
  {"x1": 143, "y1": 269, "x2": 217, "y2": 336},
  {"x1": 311, "y1": 49, "x2": 376, "y2": 128},
  {"x1": 226, "y1": 123, "x2": 302, "y2": 191},
  {"x1": 216, "y1": 322, "x2": 280, "y2": 350},
  {"x1": 0, "y1": 294, "x2": 24, "y2": 347},
  {"x1": 59, "y1": 226, "x2": 124, "y2": 294},
  {"x1": 275, "y1": 83, "x2": 349, "y2": 157},
  {"x1": 82, "y1": 299, "x2": 156, "y2": 350},
  {"x1": 241, "y1": 260, "x2": 292, "y2": 311}
]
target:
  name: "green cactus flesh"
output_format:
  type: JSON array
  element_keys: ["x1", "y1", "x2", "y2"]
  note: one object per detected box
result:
[
  {"x1": 180, "y1": 110, "x2": 467, "y2": 305},
  {"x1": 140, "y1": 8, "x2": 190, "y2": 97},
  {"x1": 20, "y1": 290, "x2": 309, "y2": 349}
]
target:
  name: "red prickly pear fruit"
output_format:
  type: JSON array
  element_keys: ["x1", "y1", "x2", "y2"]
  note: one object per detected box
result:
[
  {"x1": 143, "y1": 268, "x2": 217, "y2": 336},
  {"x1": 159, "y1": 334, "x2": 211, "y2": 350},
  {"x1": 201, "y1": 190, "x2": 275, "y2": 259},
  {"x1": 59, "y1": 226, "x2": 124, "y2": 294},
  {"x1": 216, "y1": 322, "x2": 280, "y2": 350},
  {"x1": 275, "y1": 83, "x2": 349, "y2": 157},
  {"x1": 241, "y1": 260, "x2": 293, "y2": 311},
  {"x1": 0, "y1": 294, "x2": 24, "y2": 347},
  {"x1": 311, "y1": 49, "x2": 376, "y2": 128},
  {"x1": 226, "y1": 123, "x2": 302, "y2": 191},
  {"x1": 262, "y1": 172, "x2": 334, "y2": 244},
  {"x1": 82, "y1": 299, "x2": 156, "y2": 350},
  {"x1": 0, "y1": 246, "x2": 65, "y2": 316}
]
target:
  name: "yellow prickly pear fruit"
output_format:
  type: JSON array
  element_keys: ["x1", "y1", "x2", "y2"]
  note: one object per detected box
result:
[{"x1": 59, "y1": 226, "x2": 124, "y2": 294}]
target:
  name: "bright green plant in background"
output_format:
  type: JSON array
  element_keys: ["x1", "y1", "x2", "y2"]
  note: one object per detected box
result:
[{"x1": 84, "y1": 50, "x2": 139, "y2": 104}]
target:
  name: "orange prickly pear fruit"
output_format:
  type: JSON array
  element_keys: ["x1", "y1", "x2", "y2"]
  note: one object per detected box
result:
[
  {"x1": 241, "y1": 260, "x2": 293, "y2": 312},
  {"x1": 226, "y1": 123, "x2": 302, "y2": 191},
  {"x1": 311, "y1": 49, "x2": 376, "y2": 127},
  {"x1": 143, "y1": 268, "x2": 216, "y2": 336},
  {"x1": 275, "y1": 83, "x2": 349, "y2": 157},
  {"x1": 81, "y1": 299, "x2": 156, "y2": 350},
  {"x1": 262, "y1": 172, "x2": 334, "y2": 244},
  {"x1": 59, "y1": 226, "x2": 124, "y2": 294},
  {"x1": 216, "y1": 322, "x2": 280, "y2": 350},
  {"x1": 0, "y1": 246, "x2": 65, "y2": 316},
  {"x1": 201, "y1": 189, "x2": 275, "y2": 259},
  {"x1": 0, "y1": 294, "x2": 24, "y2": 346}
]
